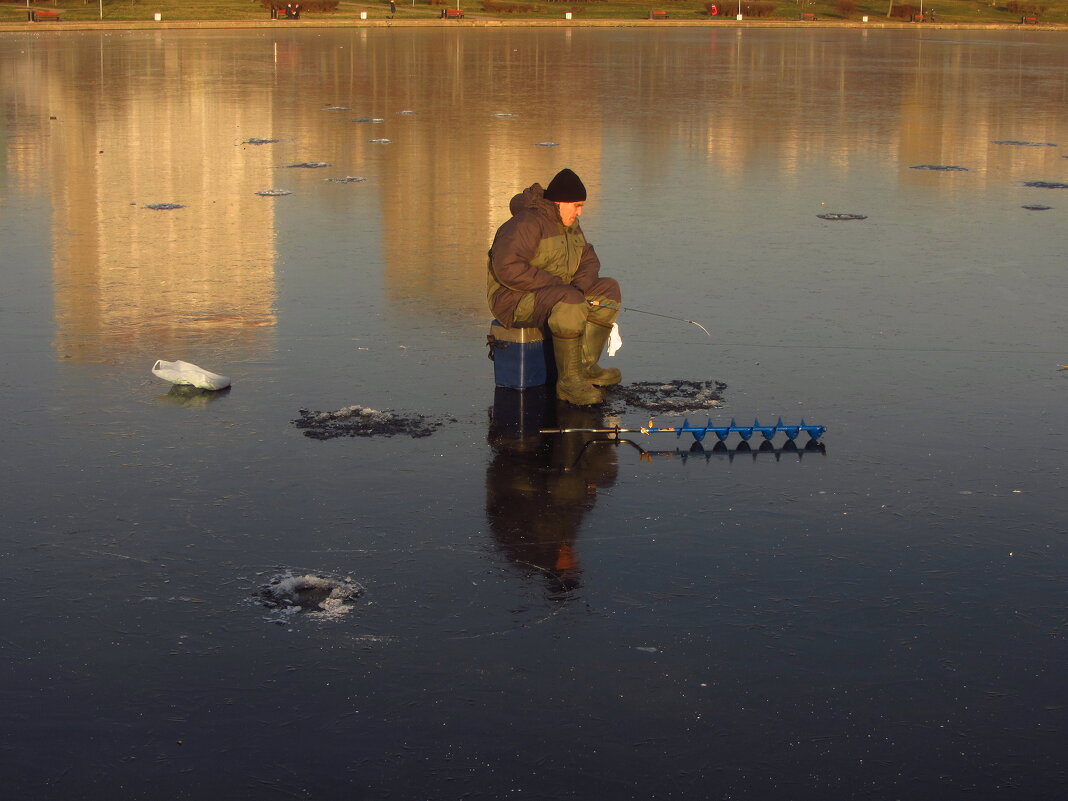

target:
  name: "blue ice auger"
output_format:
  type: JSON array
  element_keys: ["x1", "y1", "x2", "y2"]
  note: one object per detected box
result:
[
  {"x1": 540, "y1": 417, "x2": 826, "y2": 443},
  {"x1": 653, "y1": 417, "x2": 826, "y2": 443}
]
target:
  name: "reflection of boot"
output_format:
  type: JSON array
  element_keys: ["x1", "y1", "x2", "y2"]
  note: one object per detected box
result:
[
  {"x1": 554, "y1": 542, "x2": 578, "y2": 572},
  {"x1": 582, "y1": 322, "x2": 622, "y2": 386},
  {"x1": 552, "y1": 336, "x2": 604, "y2": 406}
]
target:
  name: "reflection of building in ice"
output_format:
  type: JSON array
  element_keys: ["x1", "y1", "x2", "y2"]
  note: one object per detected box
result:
[
  {"x1": 614, "y1": 32, "x2": 1068, "y2": 194},
  {"x1": 4, "y1": 37, "x2": 279, "y2": 363},
  {"x1": 364, "y1": 35, "x2": 604, "y2": 323},
  {"x1": 894, "y1": 43, "x2": 1066, "y2": 194}
]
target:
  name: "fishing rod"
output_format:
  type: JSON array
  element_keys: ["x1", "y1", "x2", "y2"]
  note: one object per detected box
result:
[{"x1": 588, "y1": 300, "x2": 711, "y2": 338}]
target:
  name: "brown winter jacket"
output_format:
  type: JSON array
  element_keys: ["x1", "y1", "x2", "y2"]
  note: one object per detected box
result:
[{"x1": 487, "y1": 183, "x2": 603, "y2": 327}]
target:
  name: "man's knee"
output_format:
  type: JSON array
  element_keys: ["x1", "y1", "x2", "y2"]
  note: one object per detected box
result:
[
  {"x1": 547, "y1": 298, "x2": 589, "y2": 338},
  {"x1": 589, "y1": 277, "x2": 621, "y2": 303}
]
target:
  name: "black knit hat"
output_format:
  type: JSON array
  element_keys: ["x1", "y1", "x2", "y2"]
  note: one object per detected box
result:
[{"x1": 543, "y1": 168, "x2": 587, "y2": 202}]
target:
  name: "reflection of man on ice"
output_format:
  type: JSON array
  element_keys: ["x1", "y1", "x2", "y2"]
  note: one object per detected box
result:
[
  {"x1": 486, "y1": 392, "x2": 618, "y2": 596},
  {"x1": 488, "y1": 169, "x2": 622, "y2": 406}
]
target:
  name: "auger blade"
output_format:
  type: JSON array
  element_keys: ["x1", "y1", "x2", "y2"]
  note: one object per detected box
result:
[
  {"x1": 731, "y1": 418, "x2": 754, "y2": 441},
  {"x1": 541, "y1": 417, "x2": 826, "y2": 444}
]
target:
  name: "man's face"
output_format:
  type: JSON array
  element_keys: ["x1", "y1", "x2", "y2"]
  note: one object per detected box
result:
[{"x1": 556, "y1": 201, "x2": 584, "y2": 227}]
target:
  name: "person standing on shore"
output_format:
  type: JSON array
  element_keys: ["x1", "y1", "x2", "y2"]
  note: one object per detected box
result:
[
  {"x1": 389, "y1": 0, "x2": 396, "y2": 17},
  {"x1": 488, "y1": 168, "x2": 622, "y2": 406}
]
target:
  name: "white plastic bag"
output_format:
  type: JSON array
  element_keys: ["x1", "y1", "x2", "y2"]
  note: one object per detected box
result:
[
  {"x1": 151, "y1": 359, "x2": 231, "y2": 391},
  {"x1": 607, "y1": 322, "x2": 623, "y2": 357}
]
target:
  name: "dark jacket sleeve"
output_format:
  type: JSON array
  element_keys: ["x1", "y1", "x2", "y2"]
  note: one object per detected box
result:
[
  {"x1": 490, "y1": 214, "x2": 564, "y2": 293},
  {"x1": 569, "y1": 241, "x2": 602, "y2": 293}
]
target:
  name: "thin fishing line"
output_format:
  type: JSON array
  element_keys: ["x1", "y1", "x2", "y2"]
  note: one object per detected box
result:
[
  {"x1": 629, "y1": 338, "x2": 1063, "y2": 356},
  {"x1": 588, "y1": 300, "x2": 711, "y2": 337}
]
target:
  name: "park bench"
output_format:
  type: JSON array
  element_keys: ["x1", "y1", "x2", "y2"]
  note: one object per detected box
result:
[
  {"x1": 911, "y1": 12, "x2": 925, "y2": 22},
  {"x1": 649, "y1": 9, "x2": 668, "y2": 18},
  {"x1": 1021, "y1": 16, "x2": 1038, "y2": 24},
  {"x1": 269, "y1": 3, "x2": 301, "y2": 18},
  {"x1": 28, "y1": 9, "x2": 62, "y2": 20},
  {"x1": 442, "y1": 8, "x2": 464, "y2": 17},
  {"x1": 800, "y1": 12, "x2": 817, "y2": 20}
]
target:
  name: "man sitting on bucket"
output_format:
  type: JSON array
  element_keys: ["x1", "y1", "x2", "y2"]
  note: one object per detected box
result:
[{"x1": 488, "y1": 168, "x2": 621, "y2": 406}]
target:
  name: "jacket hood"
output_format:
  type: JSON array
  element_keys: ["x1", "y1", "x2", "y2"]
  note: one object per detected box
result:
[{"x1": 510, "y1": 183, "x2": 559, "y2": 221}]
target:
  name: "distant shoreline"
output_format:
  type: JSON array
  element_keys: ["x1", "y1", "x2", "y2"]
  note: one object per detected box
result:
[{"x1": 2, "y1": 19, "x2": 1066, "y2": 32}]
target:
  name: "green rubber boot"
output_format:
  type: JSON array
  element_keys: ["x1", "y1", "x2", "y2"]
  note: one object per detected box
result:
[
  {"x1": 581, "y1": 322, "x2": 622, "y2": 387},
  {"x1": 552, "y1": 336, "x2": 604, "y2": 406}
]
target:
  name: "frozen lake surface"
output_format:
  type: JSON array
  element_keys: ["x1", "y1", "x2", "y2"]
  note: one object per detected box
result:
[{"x1": 1, "y1": 25, "x2": 1066, "y2": 799}]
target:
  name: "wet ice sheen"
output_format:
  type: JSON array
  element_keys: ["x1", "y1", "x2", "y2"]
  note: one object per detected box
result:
[
  {"x1": 992, "y1": 140, "x2": 1057, "y2": 146},
  {"x1": 4, "y1": 27, "x2": 1067, "y2": 801},
  {"x1": 909, "y1": 164, "x2": 969, "y2": 171}
]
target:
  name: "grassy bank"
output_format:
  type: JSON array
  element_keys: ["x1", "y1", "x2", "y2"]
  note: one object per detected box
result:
[{"x1": 3, "y1": 0, "x2": 1067, "y2": 26}]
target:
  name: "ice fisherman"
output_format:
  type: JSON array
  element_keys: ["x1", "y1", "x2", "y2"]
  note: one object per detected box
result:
[{"x1": 487, "y1": 168, "x2": 622, "y2": 406}]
